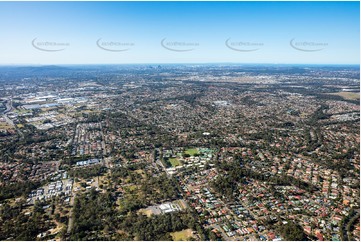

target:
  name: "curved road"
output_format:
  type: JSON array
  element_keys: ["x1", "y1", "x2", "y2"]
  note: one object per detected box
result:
[
  {"x1": 2, "y1": 99, "x2": 24, "y2": 138},
  {"x1": 2, "y1": 99, "x2": 14, "y2": 126}
]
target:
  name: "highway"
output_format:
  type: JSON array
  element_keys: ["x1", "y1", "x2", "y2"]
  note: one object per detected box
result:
[
  {"x1": 2, "y1": 99, "x2": 15, "y2": 126},
  {"x1": 2, "y1": 98, "x2": 25, "y2": 138},
  {"x1": 3, "y1": 99, "x2": 13, "y2": 114}
]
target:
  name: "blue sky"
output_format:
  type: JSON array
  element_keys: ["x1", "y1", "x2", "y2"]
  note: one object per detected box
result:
[{"x1": 0, "y1": 1, "x2": 359, "y2": 65}]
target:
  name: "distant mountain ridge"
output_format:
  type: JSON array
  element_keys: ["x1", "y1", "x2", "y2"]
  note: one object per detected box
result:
[{"x1": 0, "y1": 65, "x2": 77, "y2": 78}]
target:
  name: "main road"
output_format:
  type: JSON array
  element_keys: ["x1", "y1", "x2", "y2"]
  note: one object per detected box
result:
[
  {"x1": 2, "y1": 99, "x2": 14, "y2": 126},
  {"x1": 3, "y1": 98, "x2": 13, "y2": 114},
  {"x1": 2, "y1": 98, "x2": 25, "y2": 139}
]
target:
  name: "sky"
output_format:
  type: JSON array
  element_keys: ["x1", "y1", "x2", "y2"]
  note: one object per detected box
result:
[{"x1": 0, "y1": 1, "x2": 359, "y2": 65}]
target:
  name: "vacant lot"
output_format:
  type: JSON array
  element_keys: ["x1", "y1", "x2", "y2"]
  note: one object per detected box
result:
[
  {"x1": 171, "y1": 229, "x2": 193, "y2": 241},
  {"x1": 175, "y1": 199, "x2": 188, "y2": 209},
  {"x1": 169, "y1": 158, "x2": 181, "y2": 167},
  {"x1": 138, "y1": 208, "x2": 153, "y2": 217}
]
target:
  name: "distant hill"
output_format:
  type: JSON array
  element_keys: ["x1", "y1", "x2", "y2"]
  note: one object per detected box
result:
[
  {"x1": 17, "y1": 65, "x2": 68, "y2": 71},
  {"x1": 0, "y1": 65, "x2": 78, "y2": 78}
]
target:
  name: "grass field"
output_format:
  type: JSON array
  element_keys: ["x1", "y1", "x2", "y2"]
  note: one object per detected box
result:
[
  {"x1": 184, "y1": 148, "x2": 199, "y2": 156},
  {"x1": 329, "y1": 92, "x2": 360, "y2": 100},
  {"x1": 169, "y1": 158, "x2": 181, "y2": 167},
  {"x1": 170, "y1": 229, "x2": 193, "y2": 241}
]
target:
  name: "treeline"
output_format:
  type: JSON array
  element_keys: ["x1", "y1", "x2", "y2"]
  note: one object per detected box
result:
[
  {"x1": 277, "y1": 221, "x2": 308, "y2": 241},
  {"x1": 340, "y1": 208, "x2": 359, "y2": 241},
  {"x1": 121, "y1": 211, "x2": 196, "y2": 240},
  {"x1": 68, "y1": 165, "x2": 106, "y2": 180},
  {"x1": 61, "y1": 155, "x2": 92, "y2": 166},
  {"x1": 316, "y1": 93, "x2": 360, "y2": 105},
  {"x1": 0, "y1": 180, "x2": 41, "y2": 201},
  {"x1": 315, "y1": 148, "x2": 359, "y2": 179},
  {"x1": 140, "y1": 174, "x2": 180, "y2": 204},
  {"x1": 118, "y1": 174, "x2": 182, "y2": 214},
  {"x1": 69, "y1": 188, "x2": 198, "y2": 241},
  {"x1": 308, "y1": 104, "x2": 330, "y2": 125},
  {"x1": 111, "y1": 166, "x2": 140, "y2": 184},
  {"x1": 248, "y1": 130, "x2": 275, "y2": 143},
  {"x1": 303, "y1": 127, "x2": 323, "y2": 152},
  {"x1": 70, "y1": 189, "x2": 116, "y2": 240},
  {"x1": 0, "y1": 200, "x2": 54, "y2": 240},
  {"x1": 212, "y1": 161, "x2": 316, "y2": 200},
  {"x1": 110, "y1": 163, "x2": 147, "y2": 184},
  {"x1": 106, "y1": 111, "x2": 144, "y2": 131}
]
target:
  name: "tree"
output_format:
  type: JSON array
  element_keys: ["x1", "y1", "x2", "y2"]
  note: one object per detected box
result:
[{"x1": 278, "y1": 221, "x2": 308, "y2": 241}]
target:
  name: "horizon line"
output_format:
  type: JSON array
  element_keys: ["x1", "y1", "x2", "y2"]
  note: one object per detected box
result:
[{"x1": 0, "y1": 62, "x2": 360, "y2": 66}]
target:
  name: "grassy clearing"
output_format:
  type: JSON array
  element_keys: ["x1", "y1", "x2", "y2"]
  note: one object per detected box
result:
[
  {"x1": 0, "y1": 125, "x2": 11, "y2": 129},
  {"x1": 170, "y1": 229, "x2": 193, "y2": 241},
  {"x1": 126, "y1": 185, "x2": 138, "y2": 192},
  {"x1": 184, "y1": 148, "x2": 199, "y2": 156},
  {"x1": 138, "y1": 208, "x2": 153, "y2": 217},
  {"x1": 329, "y1": 92, "x2": 360, "y2": 100},
  {"x1": 169, "y1": 158, "x2": 181, "y2": 167},
  {"x1": 176, "y1": 199, "x2": 188, "y2": 209},
  {"x1": 97, "y1": 175, "x2": 108, "y2": 187}
]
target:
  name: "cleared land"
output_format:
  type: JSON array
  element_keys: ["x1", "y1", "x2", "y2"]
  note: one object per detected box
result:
[
  {"x1": 169, "y1": 158, "x2": 181, "y2": 167},
  {"x1": 138, "y1": 208, "x2": 153, "y2": 217},
  {"x1": 0, "y1": 123, "x2": 11, "y2": 129},
  {"x1": 329, "y1": 92, "x2": 360, "y2": 100},
  {"x1": 184, "y1": 148, "x2": 199, "y2": 156},
  {"x1": 175, "y1": 199, "x2": 188, "y2": 209},
  {"x1": 170, "y1": 229, "x2": 193, "y2": 241}
]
